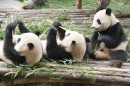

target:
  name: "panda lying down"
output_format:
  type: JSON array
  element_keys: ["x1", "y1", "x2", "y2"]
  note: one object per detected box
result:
[
  {"x1": 0, "y1": 22, "x2": 43, "y2": 66},
  {"x1": 18, "y1": 21, "x2": 89, "y2": 61},
  {"x1": 0, "y1": 21, "x2": 89, "y2": 65},
  {"x1": 45, "y1": 21, "x2": 89, "y2": 61}
]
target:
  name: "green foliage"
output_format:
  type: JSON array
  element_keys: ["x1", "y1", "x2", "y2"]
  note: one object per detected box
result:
[
  {"x1": 4, "y1": 61, "x2": 56, "y2": 78},
  {"x1": 126, "y1": 33, "x2": 130, "y2": 60},
  {"x1": 4, "y1": 65, "x2": 23, "y2": 78},
  {"x1": 27, "y1": 20, "x2": 51, "y2": 35},
  {"x1": 35, "y1": 0, "x2": 130, "y2": 12},
  {"x1": 55, "y1": 10, "x2": 71, "y2": 21},
  {"x1": 0, "y1": 29, "x2": 4, "y2": 40},
  {"x1": 109, "y1": 0, "x2": 130, "y2": 12},
  {"x1": 2, "y1": 14, "x2": 52, "y2": 40}
]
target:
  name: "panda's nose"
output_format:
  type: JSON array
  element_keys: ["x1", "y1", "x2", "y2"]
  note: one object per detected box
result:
[
  {"x1": 91, "y1": 24, "x2": 95, "y2": 29},
  {"x1": 91, "y1": 26, "x2": 95, "y2": 29},
  {"x1": 92, "y1": 27, "x2": 95, "y2": 28}
]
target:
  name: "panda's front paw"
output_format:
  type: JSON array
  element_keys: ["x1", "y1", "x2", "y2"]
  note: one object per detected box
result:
[{"x1": 98, "y1": 35, "x2": 104, "y2": 41}]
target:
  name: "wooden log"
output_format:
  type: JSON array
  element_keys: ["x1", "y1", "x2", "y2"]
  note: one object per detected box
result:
[
  {"x1": 115, "y1": 12, "x2": 130, "y2": 18},
  {"x1": 0, "y1": 60, "x2": 130, "y2": 86},
  {"x1": 0, "y1": 75, "x2": 129, "y2": 86},
  {"x1": 23, "y1": 0, "x2": 45, "y2": 9},
  {"x1": 0, "y1": 69, "x2": 130, "y2": 86},
  {"x1": 76, "y1": 0, "x2": 82, "y2": 9}
]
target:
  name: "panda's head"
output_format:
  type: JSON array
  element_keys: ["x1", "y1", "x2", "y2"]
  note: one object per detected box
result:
[
  {"x1": 92, "y1": 8, "x2": 119, "y2": 31},
  {"x1": 62, "y1": 30, "x2": 86, "y2": 61},
  {"x1": 14, "y1": 33, "x2": 42, "y2": 58}
]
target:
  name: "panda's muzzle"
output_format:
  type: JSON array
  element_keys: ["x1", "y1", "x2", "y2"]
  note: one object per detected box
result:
[
  {"x1": 92, "y1": 27, "x2": 99, "y2": 31},
  {"x1": 95, "y1": 28, "x2": 99, "y2": 31}
]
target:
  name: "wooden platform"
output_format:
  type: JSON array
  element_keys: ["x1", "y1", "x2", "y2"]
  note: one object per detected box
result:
[
  {"x1": 0, "y1": 60, "x2": 130, "y2": 86},
  {"x1": 0, "y1": 9, "x2": 130, "y2": 29}
]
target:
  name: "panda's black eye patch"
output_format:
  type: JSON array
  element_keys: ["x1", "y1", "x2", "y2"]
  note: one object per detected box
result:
[
  {"x1": 17, "y1": 38, "x2": 21, "y2": 43},
  {"x1": 27, "y1": 43, "x2": 34, "y2": 50},
  {"x1": 97, "y1": 19, "x2": 101, "y2": 24}
]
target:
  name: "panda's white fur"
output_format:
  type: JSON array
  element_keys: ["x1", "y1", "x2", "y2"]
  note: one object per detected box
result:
[
  {"x1": 14, "y1": 33, "x2": 43, "y2": 65},
  {"x1": 109, "y1": 41, "x2": 128, "y2": 51},
  {"x1": 62, "y1": 30, "x2": 86, "y2": 61},
  {"x1": 13, "y1": 35, "x2": 20, "y2": 44},
  {"x1": 0, "y1": 41, "x2": 14, "y2": 65}
]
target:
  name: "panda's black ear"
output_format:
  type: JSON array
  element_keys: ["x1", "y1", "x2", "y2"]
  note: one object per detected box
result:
[
  {"x1": 106, "y1": 8, "x2": 111, "y2": 16},
  {"x1": 71, "y1": 40, "x2": 76, "y2": 47},
  {"x1": 34, "y1": 31, "x2": 41, "y2": 36},
  {"x1": 27, "y1": 43, "x2": 34, "y2": 50},
  {"x1": 85, "y1": 37, "x2": 90, "y2": 43}
]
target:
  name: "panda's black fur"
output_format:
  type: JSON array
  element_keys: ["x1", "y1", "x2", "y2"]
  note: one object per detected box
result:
[
  {"x1": 17, "y1": 21, "x2": 30, "y2": 33},
  {"x1": 3, "y1": 22, "x2": 29, "y2": 65},
  {"x1": 53, "y1": 21, "x2": 65, "y2": 40},
  {"x1": 46, "y1": 27, "x2": 72, "y2": 61},
  {"x1": 88, "y1": 8, "x2": 127, "y2": 67}
]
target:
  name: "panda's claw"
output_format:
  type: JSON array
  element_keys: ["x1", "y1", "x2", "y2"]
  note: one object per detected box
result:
[{"x1": 109, "y1": 60, "x2": 122, "y2": 68}]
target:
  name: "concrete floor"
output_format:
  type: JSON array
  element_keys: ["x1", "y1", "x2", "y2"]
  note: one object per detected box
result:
[{"x1": 0, "y1": 0, "x2": 23, "y2": 10}]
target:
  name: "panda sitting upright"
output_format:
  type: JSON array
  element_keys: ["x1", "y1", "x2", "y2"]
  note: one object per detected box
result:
[{"x1": 88, "y1": 8, "x2": 128, "y2": 68}]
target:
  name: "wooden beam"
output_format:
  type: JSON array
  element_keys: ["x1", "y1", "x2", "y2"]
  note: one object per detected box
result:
[
  {"x1": 0, "y1": 61, "x2": 130, "y2": 85},
  {"x1": 76, "y1": 0, "x2": 82, "y2": 9}
]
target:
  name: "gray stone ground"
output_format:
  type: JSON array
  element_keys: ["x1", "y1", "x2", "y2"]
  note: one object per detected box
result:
[{"x1": 0, "y1": 0, "x2": 23, "y2": 10}]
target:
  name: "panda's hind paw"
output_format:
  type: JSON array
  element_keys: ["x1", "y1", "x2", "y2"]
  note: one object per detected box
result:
[
  {"x1": 109, "y1": 60, "x2": 122, "y2": 68},
  {"x1": 53, "y1": 21, "x2": 62, "y2": 28},
  {"x1": 7, "y1": 22, "x2": 17, "y2": 30}
]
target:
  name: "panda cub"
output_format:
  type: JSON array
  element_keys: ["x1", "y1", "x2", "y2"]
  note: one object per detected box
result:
[
  {"x1": 0, "y1": 21, "x2": 42, "y2": 65},
  {"x1": 88, "y1": 8, "x2": 128, "y2": 68},
  {"x1": 46, "y1": 22, "x2": 87, "y2": 61}
]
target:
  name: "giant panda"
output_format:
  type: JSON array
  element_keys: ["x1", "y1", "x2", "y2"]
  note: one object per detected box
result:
[
  {"x1": 46, "y1": 21, "x2": 87, "y2": 61},
  {"x1": 0, "y1": 21, "x2": 43, "y2": 65},
  {"x1": 88, "y1": 8, "x2": 128, "y2": 68}
]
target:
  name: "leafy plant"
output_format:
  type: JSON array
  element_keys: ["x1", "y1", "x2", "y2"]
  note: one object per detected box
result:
[{"x1": 55, "y1": 10, "x2": 71, "y2": 21}]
